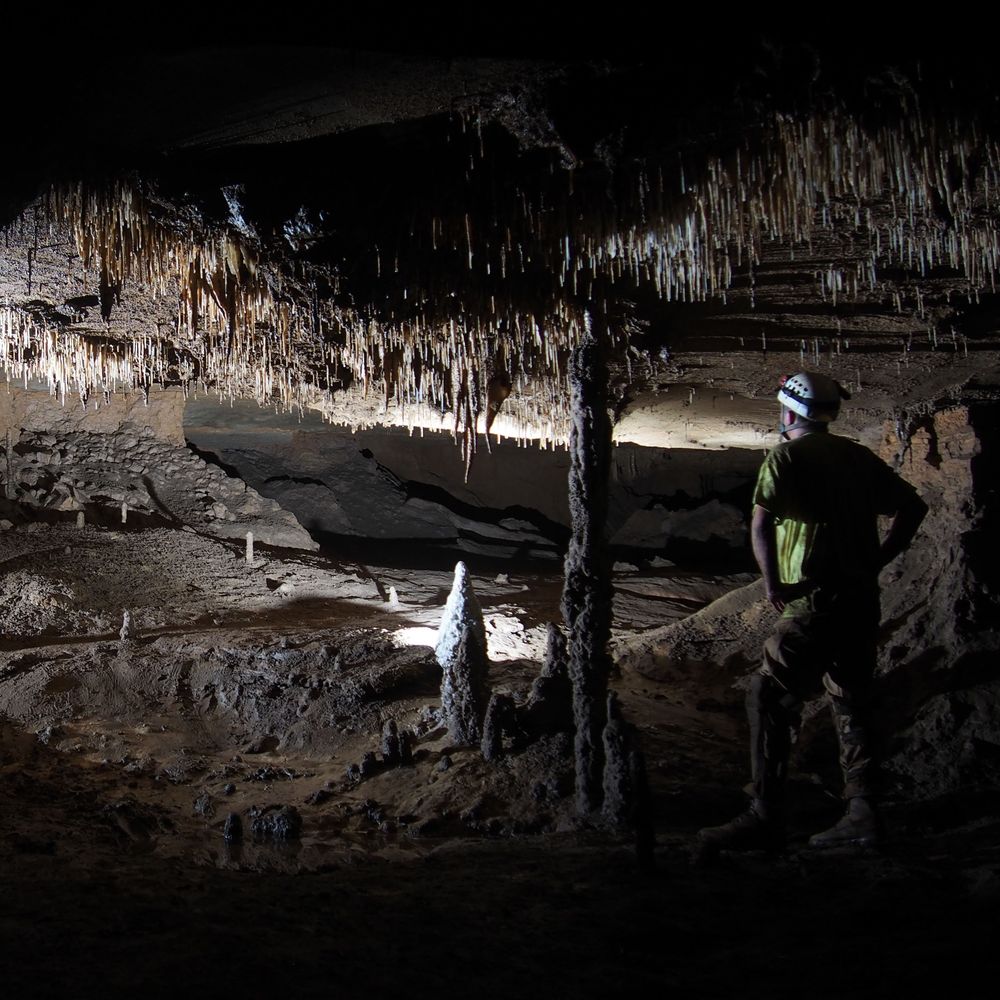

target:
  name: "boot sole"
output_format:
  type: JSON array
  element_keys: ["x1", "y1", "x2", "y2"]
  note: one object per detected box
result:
[{"x1": 808, "y1": 833, "x2": 881, "y2": 849}]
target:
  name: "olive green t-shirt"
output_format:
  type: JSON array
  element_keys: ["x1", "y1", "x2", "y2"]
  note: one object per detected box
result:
[{"x1": 752, "y1": 431, "x2": 918, "y2": 601}]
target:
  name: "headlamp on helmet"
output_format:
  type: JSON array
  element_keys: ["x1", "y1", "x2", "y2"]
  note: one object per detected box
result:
[{"x1": 777, "y1": 371, "x2": 850, "y2": 424}]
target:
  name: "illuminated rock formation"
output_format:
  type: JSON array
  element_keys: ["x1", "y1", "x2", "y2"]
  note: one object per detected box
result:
[{"x1": 435, "y1": 561, "x2": 490, "y2": 744}]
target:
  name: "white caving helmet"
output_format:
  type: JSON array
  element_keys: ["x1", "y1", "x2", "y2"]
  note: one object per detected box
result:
[{"x1": 777, "y1": 371, "x2": 850, "y2": 424}]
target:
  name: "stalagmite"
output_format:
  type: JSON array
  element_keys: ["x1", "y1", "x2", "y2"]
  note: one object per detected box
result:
[
  {"x1": 560, "y1": 315, "x2": 613, "y2": 815},
  {"x1": 601, "y1": 692, "x2": 632, "y2": 827},
  {"x1": 381, "y1": 720, "x2": 407, "y2": 767},
  {"x1": 522, "y1": 623, "x2": 574, "y2": 736},
  {"x1": 245, "y1": 531, "x2": 254, "y2": 565},
  {"x1": 481, "y1": 692, "x2": 516, "y2": 762},
  {"x1": 250, "y1": 805, "x2": 302, "y2": 842},
  {"x1": 120, "y1": 609, "x2": 137, "y2": 642},
  {"x1": 435, "y1": 561, "x2": 490, "y2": 745},
  {"x1": 76, "y1": 511, "x2": 85, "y2": 529},
  {"x1": 223, "y1": 813, "x2": 242, "y2": 844},
  {"x1": 121, "y1": 502, "x2": 127, "y2": 524}
]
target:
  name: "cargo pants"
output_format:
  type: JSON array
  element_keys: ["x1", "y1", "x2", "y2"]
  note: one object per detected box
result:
[{"x1": 748, "y1": 588, "x2": 880, "y2": 808}]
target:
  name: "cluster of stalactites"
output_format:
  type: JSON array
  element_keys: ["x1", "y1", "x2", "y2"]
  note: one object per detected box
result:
[
  {"x1": 0, "y1": 306, "x2": 179, "y2": 405},
  {"x1": 0, "y1": 300, "x2": 581, "y2": 450},
  {"x1": 585, "y1": 109, "x2": 1000, "y2": 308},
  {"x1": 10, "y1": 183, "x2": 592, "y2": 454},
  {"x1": 4, "y1": 107, "x2": 998, "y2": 454},
  {"x1": 336, "y1": 305, "x2": 589, "y2": 463},
  {"x1": 439, "y1": 108, "x2": 1000, "y2": 311}
]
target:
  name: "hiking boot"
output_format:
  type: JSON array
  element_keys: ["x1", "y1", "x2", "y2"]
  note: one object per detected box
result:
[
  {"x1": 698, "y1": 801, "x2": 785, "y2": 852},
  {"x1": 808, "y1": 797, "x2": 882, "y2": 849}
]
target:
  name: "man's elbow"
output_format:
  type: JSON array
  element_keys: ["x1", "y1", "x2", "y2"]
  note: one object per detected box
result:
[{"x1": 751, "y1": 504, "x2": 774, "y2": 530}]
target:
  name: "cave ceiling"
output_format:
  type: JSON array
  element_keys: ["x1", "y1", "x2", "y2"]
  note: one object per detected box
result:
[{"x1": 3, "y1": 20, "x2": 1000, "y2": 457}]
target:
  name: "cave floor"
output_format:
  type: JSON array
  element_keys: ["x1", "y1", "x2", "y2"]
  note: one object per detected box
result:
[
  {"x1": 1, "y1": 808, "x2": 997, "y2": 998},
  {"x1": 0, "y1": 520, "x2": 996, "y2": 996}
]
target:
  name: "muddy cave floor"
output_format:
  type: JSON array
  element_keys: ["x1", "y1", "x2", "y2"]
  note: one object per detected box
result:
[{"x1": 0, "y1": 520, "x2": 996, "y2": 997}]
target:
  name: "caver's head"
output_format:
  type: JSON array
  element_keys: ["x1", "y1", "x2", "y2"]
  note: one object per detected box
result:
[{"x1": 776, "y1": 371, "x2": 850, "y2": 437}]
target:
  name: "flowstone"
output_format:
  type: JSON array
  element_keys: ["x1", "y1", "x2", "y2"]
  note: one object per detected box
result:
[{"x1": 435, "y1": 561, "x2": 490, "y2": 744}]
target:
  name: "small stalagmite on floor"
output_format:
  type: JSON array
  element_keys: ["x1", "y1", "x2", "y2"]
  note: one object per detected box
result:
[
  {"x1": 601, "y1": 692, "x2": 656, "y2": 867},
  {"x1": 119, "y1": 609, "x2": 137, "y2": 643},
  {"x1": 481, "y1": 692, "x2": 517, "y2": 762},
  {"x1": 601, "y1": 692, "x2": 632, "y2": 827},
  {"x1": 521, "y1": 622, "x2": 574, "y2": 737},
  {"x1": 381, "y1": 719, "x2": 412, "y2": 767}
]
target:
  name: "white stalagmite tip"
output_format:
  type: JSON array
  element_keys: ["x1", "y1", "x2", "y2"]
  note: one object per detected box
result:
[{"x1": 120, "y1": 609, "x2": 136, "y2": 642}]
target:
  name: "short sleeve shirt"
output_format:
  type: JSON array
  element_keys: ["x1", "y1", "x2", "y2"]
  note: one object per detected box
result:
[{"x1": 753, "y1": 431, "x2": 918, "y2": 588}]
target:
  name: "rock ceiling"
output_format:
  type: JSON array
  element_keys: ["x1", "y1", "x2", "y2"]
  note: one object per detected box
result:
[{"x1": 3, "y1": 26, "x2": 1000, "y2": 457}]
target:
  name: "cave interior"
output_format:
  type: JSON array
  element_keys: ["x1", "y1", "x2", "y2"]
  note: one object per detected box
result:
[{"x1": 1, "y1": 17, "x2": 998, "y2": 997}]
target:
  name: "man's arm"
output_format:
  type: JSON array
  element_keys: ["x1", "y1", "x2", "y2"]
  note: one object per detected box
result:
[
  {"x1": 879, "y1": 489, "x2": 928, "y2": 569},
  {"x1": 751, "y1": 504, "x2": 790, "y2": 613}
]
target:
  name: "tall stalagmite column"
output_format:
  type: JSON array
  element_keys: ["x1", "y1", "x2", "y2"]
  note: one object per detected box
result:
[{"x1": 560, "y1": 313, "x2": 613, "y2": 815}]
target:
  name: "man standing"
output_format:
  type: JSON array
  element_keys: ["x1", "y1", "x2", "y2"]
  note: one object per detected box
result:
[{"x1": 699, "y1": 371, "x2": 927, "y2": 852}]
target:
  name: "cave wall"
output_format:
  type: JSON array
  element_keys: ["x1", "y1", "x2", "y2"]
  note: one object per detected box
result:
[
  {"x1": 0, "y1": 385, "x2": 187, "y2": 445},
  {"x1": 0, "y1": 387, "x2": 316, "y2": 548},
  {"x1": 876, "y1": 406, "x2": 1000, "y2": 801},
  {"x1": 183, "y1": 398, "x2": 762, "y2": 564}
]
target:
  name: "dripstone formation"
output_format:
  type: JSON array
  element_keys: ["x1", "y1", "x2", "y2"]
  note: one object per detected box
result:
[
  {"x1": 601, "y1": 692, "x2": 633, "y2": 827},
  {"x1": 560, "y1": 318, "x2": 614, "y2": 815},
  {"x1": 481, "y1": 692, "x2": 518, "y2": 762},
  {"x1": 435, "y1": 561, "x2": 490, "y2": 745}
]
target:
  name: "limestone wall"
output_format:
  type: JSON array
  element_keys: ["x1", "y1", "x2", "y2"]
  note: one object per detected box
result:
[
  {"x1": 0, "y1": 385, "x2": 186, "y2": 446},
  {"x1": 0, "y1": 386, "x2": 316, "y2": 549}
]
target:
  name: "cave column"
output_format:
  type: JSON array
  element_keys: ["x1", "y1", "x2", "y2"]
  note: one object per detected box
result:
[{"x1": 560, "y1": 312, "x2": 614, "y2": 816}]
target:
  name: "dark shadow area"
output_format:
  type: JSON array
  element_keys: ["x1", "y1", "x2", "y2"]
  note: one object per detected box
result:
[
  {"x1": 309, "y1": 528, "x2": 563, "y2": 575},
  {"x1": 186, "y1": 440, "x2": 246, "y2": 480}
]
